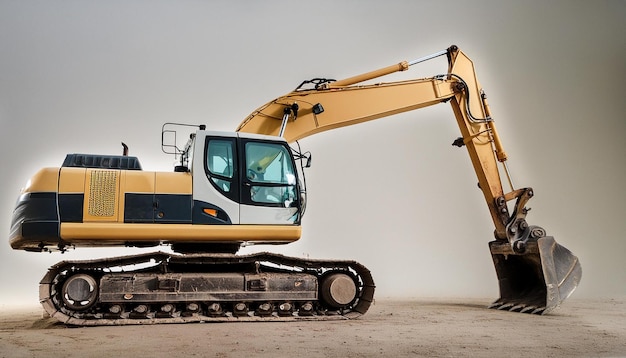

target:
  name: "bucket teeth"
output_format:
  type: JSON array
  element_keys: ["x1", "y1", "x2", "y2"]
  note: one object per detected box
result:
[
  {"x1": 496, "y1": 302, "x2": 514, "y2": 311},
  {"x1": 519, "y1": 306, "x2": 537, "y2": 314},
  {"x1": 531, "y1": 307, "x2": 546, "y2": 315},
  {"x1": 488, "y1": 300, "x2": 546, "y2": 315}
]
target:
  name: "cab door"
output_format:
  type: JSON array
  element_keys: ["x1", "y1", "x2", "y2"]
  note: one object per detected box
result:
[{"x1": 239, "y1": 139, "x2": 301, "y2": 225}]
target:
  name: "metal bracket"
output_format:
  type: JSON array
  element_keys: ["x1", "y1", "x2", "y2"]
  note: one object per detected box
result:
[{"x1": 504, "y1": 187, "x2": 546, "y2": 253}]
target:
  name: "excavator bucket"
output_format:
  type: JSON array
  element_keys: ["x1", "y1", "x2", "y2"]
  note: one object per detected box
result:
[{"x1": 488, "y1": 236, "x2": 581, "y2": 314}]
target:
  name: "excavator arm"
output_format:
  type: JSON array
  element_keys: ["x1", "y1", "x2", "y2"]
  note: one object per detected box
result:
[{"x1": 237, "y1": 45, "x2": 581, "y2": 314}]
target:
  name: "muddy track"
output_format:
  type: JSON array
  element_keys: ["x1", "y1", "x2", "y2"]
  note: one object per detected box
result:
[{"x1": 39, "y1": 251, "x2": 375, "y2": 326}]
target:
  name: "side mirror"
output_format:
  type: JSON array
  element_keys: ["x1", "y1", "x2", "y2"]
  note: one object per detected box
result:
[{"x1": 305, "y1": 154, "x2": 312, "y2": 168}]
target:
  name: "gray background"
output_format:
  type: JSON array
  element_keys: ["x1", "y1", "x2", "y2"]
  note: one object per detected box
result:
[{"x1": 1, "y1": 1, "x2": 624, "y2": 306}]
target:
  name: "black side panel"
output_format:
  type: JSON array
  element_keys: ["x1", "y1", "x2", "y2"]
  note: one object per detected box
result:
[
  {"x1": 125, "y1": 193, "x2": 154, "y2": 223},
  {"x1": 10, "y1": 192, "x2": 61, "y2": 245},
  {"x1": 58, "y1": 193, "x2": 84, "y2": 222},
  {"x1": 125, "y1": 194, "x2": 193, "y2": 224},
  {"x1": 155, "y1": 194, "x2": 192, "y2": 223},
  {"x1": 192, "y1": 200, "x2": 232, "y2": 224}
]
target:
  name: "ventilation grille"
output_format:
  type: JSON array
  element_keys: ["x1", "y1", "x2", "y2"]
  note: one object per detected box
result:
[
  {"x1": 63, "y1": 153, "x2": 142, "y2": 170},
  {"x1": 88, "y1": 170, "x2": 118, "y2": 217}
]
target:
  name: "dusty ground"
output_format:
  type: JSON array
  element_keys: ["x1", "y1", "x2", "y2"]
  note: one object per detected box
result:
[{"x1": 0, "y1": 298, "x2": 624, "y2": 358}]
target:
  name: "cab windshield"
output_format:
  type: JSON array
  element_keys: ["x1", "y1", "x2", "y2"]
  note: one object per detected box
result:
[{"x1": 245, "y1": 142, "x2": 296, "y2": 205}]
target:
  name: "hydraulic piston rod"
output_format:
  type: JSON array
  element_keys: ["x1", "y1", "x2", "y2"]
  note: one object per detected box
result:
[{"x1": 326, "y1": 49, "x2": 448, "y2": 88}]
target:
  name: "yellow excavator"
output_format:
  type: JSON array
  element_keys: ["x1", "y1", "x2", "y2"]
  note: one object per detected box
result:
[{"x1": 10, "y1": 45, "x2": 581, "y2": 325}]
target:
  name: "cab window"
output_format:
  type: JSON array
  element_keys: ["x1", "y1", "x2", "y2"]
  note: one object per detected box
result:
[
  {"x1": 245, "y1": 142, "x2": 296, "y2": 205},
  {"x1": 206, "y1": 139, "x2": 235, "y2": 193}
]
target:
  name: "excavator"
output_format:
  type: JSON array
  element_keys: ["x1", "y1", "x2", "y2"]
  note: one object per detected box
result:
[{"x1": 9, "y1": 45, "x2": 581, "y2": 325}]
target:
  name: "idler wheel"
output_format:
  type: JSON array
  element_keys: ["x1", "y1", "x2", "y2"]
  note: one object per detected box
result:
[
  {"x1": 320, "y1": 273, "x2": 357, "y2": 308},
  {"x1": 61, "y1": 273, "x2": 99, "y2": 311}
]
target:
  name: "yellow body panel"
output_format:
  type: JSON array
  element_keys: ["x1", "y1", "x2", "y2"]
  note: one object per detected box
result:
[
  {"x1": 121, "y1": 170, "x2": 155, "y2": 193},
  {"x1": 58, "y1": 167, "x2": 86, "y2": 193},
  {"x1": 155, "y1": 171, "x2": 192, "y2": 194},
  {"x1": 60, "y1": 222, "x2": 301, "y2": 244},
  {"x1": 22, "y1": 168, "x2": 59, "y2": 193}
]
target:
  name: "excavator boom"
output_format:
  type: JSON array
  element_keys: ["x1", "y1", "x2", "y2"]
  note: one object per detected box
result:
[
  {"x1": 238, "y1": 45, "x2": 581, "y2": 313},
  {"x1": 237, "y1": 47, "x2": 507, "y2": 235}
]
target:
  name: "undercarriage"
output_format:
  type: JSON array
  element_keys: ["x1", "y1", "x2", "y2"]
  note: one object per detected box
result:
[{"x1": 40, "y1": 251, "x2": 375, "y2": 326}]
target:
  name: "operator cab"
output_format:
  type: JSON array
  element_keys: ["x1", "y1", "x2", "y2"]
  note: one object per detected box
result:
[{"x1": 162, "y1": 123, "x2": 308, "y2": 229}]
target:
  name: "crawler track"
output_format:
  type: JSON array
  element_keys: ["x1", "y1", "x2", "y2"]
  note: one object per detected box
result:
[{"x1": 40, "y1": 252, "x2": 375, "y2": 326}]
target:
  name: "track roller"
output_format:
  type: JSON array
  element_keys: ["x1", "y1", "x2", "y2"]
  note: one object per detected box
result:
[
  {"x1": 207, "y1": 302, "x2": 224, "y2": 317},
  {"x1": 255, "y1": 302, "x2": 273, "y2": 316},
  {"x1": 278, "y1": 302, "x2": 294, "y2": 316},
  {"x1": 233, "y1": 302, "x2": 249, "y2": 317}
]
